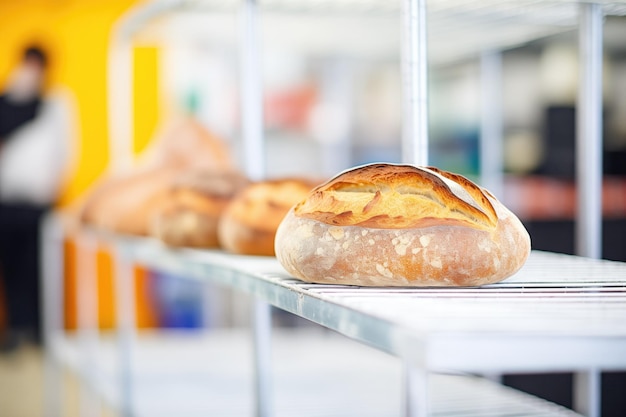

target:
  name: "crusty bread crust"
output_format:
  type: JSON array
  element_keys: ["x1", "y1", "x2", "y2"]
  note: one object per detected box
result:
[
  {"x1": 275, "y1": 163, "x2": 530, "y2": 286},
  {"x1": 151, "y1": 170, "x2": 249, "y2": 248},
  {"x1": 219, "y1": 178, "x2": 318, "y2": 256},
  {"x1": 295, "y1": 164, "x2": 498, "y2": 230}
]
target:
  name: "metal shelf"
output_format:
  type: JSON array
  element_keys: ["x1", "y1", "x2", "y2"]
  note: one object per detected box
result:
[
  {"x1": 100, "y1": 231, "x2": 626, "y2": 375},
  {"x1": 48, "y1": 328, "x2": 583, "y2": 417},
  {"x1": 117, "y1": 0, "x2": 626, "y2": 64}
]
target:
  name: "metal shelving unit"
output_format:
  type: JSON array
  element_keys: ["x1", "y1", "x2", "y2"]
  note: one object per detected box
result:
[{"x1": 44, "y1": 1, "x2": 626, "y2": 417}]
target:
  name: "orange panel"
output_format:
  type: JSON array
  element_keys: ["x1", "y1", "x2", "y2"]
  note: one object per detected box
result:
[
  {"x1": 135, "y1": 266, "x2": 158, "y2": 328},
  {"x1": 63, "y1": 236, "x2": 159, "y2": 330},
  {"x1": 96, "y1": 246, "x2": 116, "y2": 329},
  {"x1": 63, "y1": 238, "x2": 77, "y2": 330}
]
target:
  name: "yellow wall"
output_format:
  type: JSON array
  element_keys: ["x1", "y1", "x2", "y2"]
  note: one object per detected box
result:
[
  {"x1": 0, "y1": 1, "x2": 163, "y2": 330},
  {"x1": 0, "y1": 0, "x2": 159, "y2": 204},
  {"x1": 133, "y1": 46, "x2": 160, "y2": 155}
]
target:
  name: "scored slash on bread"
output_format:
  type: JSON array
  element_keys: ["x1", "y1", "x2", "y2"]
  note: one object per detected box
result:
[{"x1": 295, "y1": 164, "x2": 498, "y2": 230}]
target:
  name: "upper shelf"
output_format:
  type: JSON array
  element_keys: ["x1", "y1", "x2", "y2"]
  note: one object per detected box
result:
[{"x1": 117, "y1": 0, "x2": 626, "y2": 64}]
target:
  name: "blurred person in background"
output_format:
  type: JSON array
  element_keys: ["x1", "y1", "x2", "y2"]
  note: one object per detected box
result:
[{"x1": 0, "y1": 45, "x2": 71, "y2": 351}]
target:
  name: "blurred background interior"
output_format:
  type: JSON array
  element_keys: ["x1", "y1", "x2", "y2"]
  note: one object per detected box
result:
[{"x1": 0, "y1": 0, "x2": 625, "y2": 416}]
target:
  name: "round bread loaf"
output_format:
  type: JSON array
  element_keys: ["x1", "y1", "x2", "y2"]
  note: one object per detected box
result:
[
  {"x1": 274, "y1": 163, "x2": 531, "y2": 287},
  {"x1": 151, "y1": 170, "x2": 249, "y2": 248},
  {"x1": 218, "y1": 178, "x2": 318, "y2": 256},
  {"x1": 80, "y1": 167, "x2": 179, "y2": 236},
  {"x1": 80, "y1": 118, "x2": 235, "y2": 236}
]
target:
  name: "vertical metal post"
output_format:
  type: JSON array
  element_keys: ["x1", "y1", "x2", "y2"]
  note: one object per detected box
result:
[
  {"x1": 480, "y1": 50, "x2": 504, "y2": 199},
  {"x1": 240, "y1": 1, "x2": 272, "y2": 416},
  {"x1": 402, "y1": 0, "x2": 429, "y2": 166},
  {"x1": 114, "y1": 245, "x2": 137, "y2": 417},
  {"x1": 576, "y1": 2, "x2": 603, "y2": 260},
  {"x1": 404, "y1": 363, "x2": 429, "y2": 417},
  {"x1": 574, "y1": 4, "x2": 603, "y2": 417},
  {"x1": 41, "y1": 215, "x2": 64, "y2": 417},
  {"x1": 575, "y1": 368, "x2": 602, "y2": 417},
  {"x1": 241, "y1": 0, "x2": 265, "y2": 180},
  {"x1": 76, "y1": 234, "x2": 100, "y2": 417},
  {"x1": 402, "y1": 0, "x2": 430, "y2": 414},
  {"x1": 253, "y1": 299, "x2": 273, "y2": 417}
]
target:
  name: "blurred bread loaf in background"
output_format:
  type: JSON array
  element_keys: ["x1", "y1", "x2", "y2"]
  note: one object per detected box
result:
[
  {"x1": 79, "y1": 117, "x2": 236, "y2": 236},
  {"x1": 218, "y1": 178, "x2": 319, "y2": 256},
  {"x1": 152, "y1": 170, "x2": 249, "y2": 248},
  {"x1": 136, "y1": 117, "x2": 233, "y2": 171}
]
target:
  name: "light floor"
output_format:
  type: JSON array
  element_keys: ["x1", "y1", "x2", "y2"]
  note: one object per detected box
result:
[
  {"x1": 0, "y1": 343, "x2": 47, "y2": 417},
  {"x1": 0, "y1": 332, "x2": 584, "y2": 417},
  {"x1": 0, "y1": 343, "x2": 114, "y2": 417}
]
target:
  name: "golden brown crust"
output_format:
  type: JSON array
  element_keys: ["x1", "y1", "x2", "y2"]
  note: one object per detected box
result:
[
  {"x1": 294, "y1": 164, "x2": 497, "y2": 230},
  {"x1": 218, "y1": 178, "x2": 318, "y2": 256},
  {"x1": 151, "y1": 170, "x2": 249, "y2": 248},
  {"x1": 275, "y1": 163, "x2": 531, "y2": 287}
]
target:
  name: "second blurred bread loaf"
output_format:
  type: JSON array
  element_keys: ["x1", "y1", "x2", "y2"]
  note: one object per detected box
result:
[
  {"x1": 152, "y1": 170, "x2": 249, "y2": 248},
  {"x1": 80, "y1": 167, "x2": 177, "y2": 236},
  {"x1": 218, "y1": 178, "x2": 318, "y2": 256}
]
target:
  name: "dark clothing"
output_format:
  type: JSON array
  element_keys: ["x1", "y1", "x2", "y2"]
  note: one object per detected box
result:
[
  {"x1": 0, "y1": 51, "x2": 49, "y2": 349},
  {"x1": 0, "y1": 94, "x2": 41, "y2": 142},
  {"x1": 0, "y1": 203, "x2": 49, "y2": 341},
  {"x1": 0, "y1": 92, "x2": 45, "y2": 344}
]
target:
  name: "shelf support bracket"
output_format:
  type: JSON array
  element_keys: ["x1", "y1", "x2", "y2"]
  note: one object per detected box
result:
[
  {"x1": 404, "y1": 362, "x2": 429, "y2": 417},
  {"x1": 114, "y1": 244, "x2": 137, "y2": 417},
  {"x1": 480, "y1": 50, "x2": 504, "y2": 199},
  {"x1": 241, "y1": 0, "x2": 265, "y2": 181},
  {"x1": 575, "y1": 4, "x2": 604, "y2": 417},
  {"x1": 402, "y1": 0, "x2": 429, "y2": 166},
  {"x1": 41, "y1": 215, "x2": 66, "y2": 417},
  {"x1": 240, "y1": 0, "x2": 273, "y2": 416},
  {"x1": 402, "y1": 0, "x2": 430, "y2": 413},
  {"x1": 77, "y1": 234, "x2": 101, "y2": 417},
  {"x1": 576, "y1": 2, "x2": 603, "y2": 259}
]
